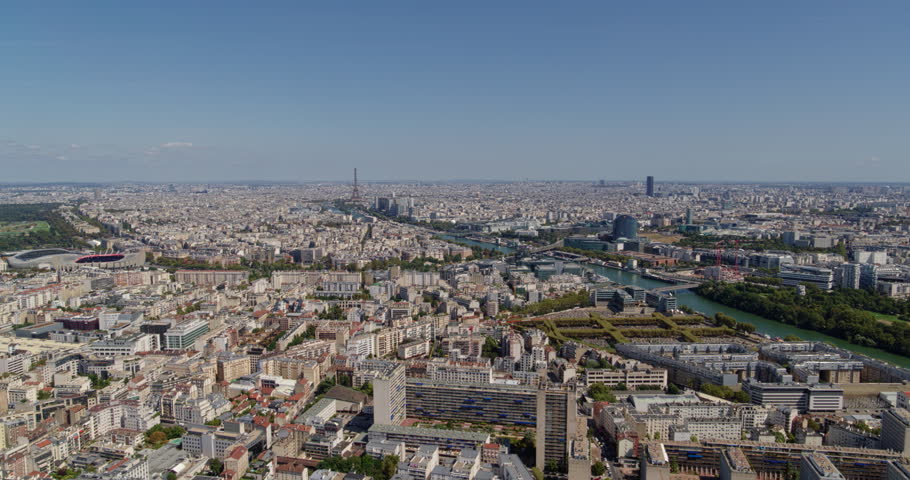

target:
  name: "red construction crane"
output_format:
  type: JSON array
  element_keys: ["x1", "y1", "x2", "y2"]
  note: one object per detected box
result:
[{"x1": 732, "y1": 239, "x2": 740, "y2": 274}]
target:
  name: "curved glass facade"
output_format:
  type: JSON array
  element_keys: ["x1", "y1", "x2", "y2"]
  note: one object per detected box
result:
[{"x1": 14, "y1": 249, "x2": 75, "y2": 261}]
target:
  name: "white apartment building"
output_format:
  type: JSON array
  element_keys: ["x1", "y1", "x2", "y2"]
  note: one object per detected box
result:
[
  {"x1": 426, "y1": 360, "x2": 493, "y2": 384},
  {"x1": 182, "y1": 427, "x2": 246, "y2": 459},
  {"x1": 430, "y1": 448, "x2": 481, "y2": 480},
  {"x1": 584, "y1": 367, "x2": 668, "y2": 389},
  {"x1": 7, "y1": 385, "x2": 39, "y2": 404},
  {"x1": 398, "y1": 339, "x2": 431, "y2": 359},
  {"x1": 346, "y1": 333, "x2": 375, "y2": 357},
  {"x1": 173, "y1": 394, "x2": 230, "y2": 425},
  {"x1": 398, "y1": 445, "x2": 440, "y2": 480},
  {"x1": 0, "y1": 351, "x2": 33, "y2": 375},
  {"x1": 90, "y1": 333, "x2": 159, "y2": 356},
  {"x1": 87, "y1": 401, "x2": 159, "y2": 440},
  {"x1": 671, "y1": 418, "x2": 742, "y2": 441}
]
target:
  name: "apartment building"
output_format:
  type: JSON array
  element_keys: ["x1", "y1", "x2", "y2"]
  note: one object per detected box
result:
[
  {"x1": 91, "y1": 333, "x2": 159, "y2": 356},
  {"x1": 86, "y1": 401, "x2": 159, "y2": 440},
  {"x1": 743, "y1": 380, "x2": 843, "y2": 413},
  {"x1": 778, "y1": 265, "x2": 834, "y2": 290},
  {"x1": 406, "y1": 379, "x2": 538, "y2": 427},
  {"x1": 398, "y1": 445, "x2": 440, "y2": 480},
  {"x1": 398, "y1": 339, "x2": 431, "y2": 359},
  {"x1": 175, "y1": 269, "x2": 249, "y2": 286},
  {"x1": 217, "y1": 353, "x2": 251, "y2": 382},
  {"x1": 720, "y1": 448, "x2": 756, "y2": 480},
  {"x1": 182, "y1": 426, "x2": 246, "y2": 459},
  {"x1": 536, "y1": 386, "x2": 578, "y2": 470},
  {"x1": 670, "y1": 418, "x2": 742, "y2": 442},
  {"x1": 584, "y1": 367, "x2": 668, "y2": 389},
  {"x1": 367, "y1": 424, "x2": 490, "y2": 453},
  {"x1": 440, "y1": 335, "x2": 484, "y2": 359},
  {"x1": 425, "y1": 360, "x2": 493, "y2": 384},
  {"x1": 800, "y1": 452, "x2": 845, "y2": 480},
  {"x1": 261, "y1": 357, "x2": 321, "y2": 384},
  {"x1": 882, "y1": 408, "x2": 910, "y2": 457},
  {"x1": 372, "y1": 363, "x2": 407, "y2": 426}
]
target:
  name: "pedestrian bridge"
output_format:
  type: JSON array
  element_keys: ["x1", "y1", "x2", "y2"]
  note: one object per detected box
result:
[
  {"x1": 528, "y1": 240, "x2": 563, "y2": 254},
  {"x1": 649, "y1": 283, "x2": 701, "y2": 293}
]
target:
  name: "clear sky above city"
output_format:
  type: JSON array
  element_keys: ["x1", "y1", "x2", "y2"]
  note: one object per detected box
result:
[{"x1": 2, "y1": 1, "x2": 909, "y2": 183}]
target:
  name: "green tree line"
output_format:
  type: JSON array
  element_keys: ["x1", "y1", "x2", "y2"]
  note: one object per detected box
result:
[
  {"x1": 512, "y1": 290, "x2": 591, "y2": 316},
  {"x1": 0, "y1": 203, "x2": 91, "y2": 250},
  {"x1": 676, "y1": 234, "x2": 847, "y2": 256},
  {"x1": 697, "y1": 282, "x2": 910, "y2": 355},
  {"x1": 317, "y1": 455, "x2": 399, "y2": 480}
]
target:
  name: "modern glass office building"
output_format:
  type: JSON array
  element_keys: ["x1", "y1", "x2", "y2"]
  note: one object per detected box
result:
[{"x1": 163, "y1": 320, "x2": 209, "y2": 350}]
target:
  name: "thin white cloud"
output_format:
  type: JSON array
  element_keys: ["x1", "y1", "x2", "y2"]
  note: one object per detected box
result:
[
  {"x1": 856, "y1": 156, "x2": 880, "y2": 167},
  {"x1": 69, "y1": 144, "x2": 80, "y2": 149},
  {"x1": 160, "y1": 142, "x2": 193, "y2": 148},
  {"x1": 55, "y1": 155, "x2": 67, "y2": 161}
]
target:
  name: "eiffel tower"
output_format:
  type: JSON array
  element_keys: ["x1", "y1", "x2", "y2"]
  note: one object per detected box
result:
[{"x1": 350, "y1": 168, "x2": 363, "y2": 202}]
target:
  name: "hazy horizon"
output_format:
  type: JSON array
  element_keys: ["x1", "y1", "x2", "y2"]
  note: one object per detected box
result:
[{"x1": 2, "y1": 178, "x2": 909, "y2": 188}]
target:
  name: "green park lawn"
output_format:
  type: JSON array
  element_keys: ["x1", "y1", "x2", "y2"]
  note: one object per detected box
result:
[{"x1": 0, "y1": 220, "x2": 50, "y2": 236}]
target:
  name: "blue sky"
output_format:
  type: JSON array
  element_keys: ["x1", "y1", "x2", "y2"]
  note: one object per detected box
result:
[{"x1": 2, "y1": 1, "x2": 909, "y2": 183}]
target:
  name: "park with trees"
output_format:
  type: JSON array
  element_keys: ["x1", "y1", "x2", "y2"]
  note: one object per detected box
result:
[{"x1": 697, "y1": 281, "x2": 910, "y2": 356}]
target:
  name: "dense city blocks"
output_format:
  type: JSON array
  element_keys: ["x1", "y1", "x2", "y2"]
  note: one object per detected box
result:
[{"x1": 3, "y1": 3, "x2": 910, "y2": 480}]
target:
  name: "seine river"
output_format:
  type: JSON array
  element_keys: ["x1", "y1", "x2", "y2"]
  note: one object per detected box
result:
[{"x1": 440, "y1": 235, "x2": 910, "y2": 368}]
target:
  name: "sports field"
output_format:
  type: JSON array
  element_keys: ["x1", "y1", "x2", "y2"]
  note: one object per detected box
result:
[
  {"x1": 869, "y1": 311, "x2": 904, "y2": 324},
  {"x1": 0, "y1": 220, "x2": 51, "y2": 236},
  {"x1": 641, "y1": 232, "x2": 683, "y2": 244}
]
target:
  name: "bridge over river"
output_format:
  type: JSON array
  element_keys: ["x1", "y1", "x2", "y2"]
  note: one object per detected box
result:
[{"x1": 648, "y1": 283, "x2": 701, "y2": 293}]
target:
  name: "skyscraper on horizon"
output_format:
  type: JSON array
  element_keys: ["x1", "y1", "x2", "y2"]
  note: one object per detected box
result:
[{"x1": 646, "y1": 176, "x2": 655, "y2": 197}]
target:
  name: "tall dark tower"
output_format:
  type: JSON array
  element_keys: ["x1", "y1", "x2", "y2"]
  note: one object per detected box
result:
[
  {"x1": 351, "y1": 168, "x2": 362, "y2": 202},
  {"x1": 646, "y1": 176, "x2": 655, "y2": 197}
]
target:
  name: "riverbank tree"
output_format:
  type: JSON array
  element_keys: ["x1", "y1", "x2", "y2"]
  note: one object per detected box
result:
[{"x1": 696, "y1": 282, "x2": 910, "y2": 356}]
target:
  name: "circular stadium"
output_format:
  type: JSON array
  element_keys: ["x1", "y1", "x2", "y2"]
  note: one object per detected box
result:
[{"x1": 4, "y1": 249, "x2": 145, "y2": 270}]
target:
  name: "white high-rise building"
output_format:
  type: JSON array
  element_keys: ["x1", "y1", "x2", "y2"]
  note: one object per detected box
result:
[
  {"x1": 371, "y1": 363, "x2": 407, "y2": 426},
  {"x1": 882, "y1": 408, "x2": 910, "y2": 457},
  {"x1": 855, "y1": 250, "x2": 888, "y2": 265},
  {"x1": 834, "y1": 263, "x2": 861, "y2": 289}
]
